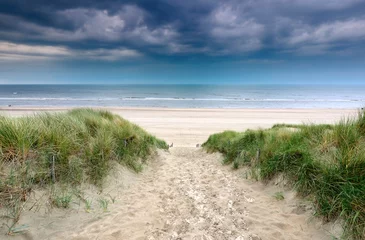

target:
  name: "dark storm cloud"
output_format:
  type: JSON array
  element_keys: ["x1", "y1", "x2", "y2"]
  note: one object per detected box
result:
[{"x1": 1, "y1": 0, "x2": 365, "y2": 61}]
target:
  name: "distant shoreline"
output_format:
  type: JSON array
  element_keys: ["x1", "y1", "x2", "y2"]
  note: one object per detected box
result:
[
  {"x1": 0, "y1": 106, "x2": 360, "y2": 111},
  {"x1": 1, "y1": 84, "x2": 364, "y2": 109},
  {"x1": 1, "y1": 83, "x2": 365, "y2": 86}
]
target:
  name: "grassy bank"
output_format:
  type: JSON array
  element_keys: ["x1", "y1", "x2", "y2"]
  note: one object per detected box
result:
[
  {"x1": 0, "y1": 109, "x2": 168, "y2": 233},
  {"x1": 203, "y1": 111, "x2": 365, "y2": 239}
]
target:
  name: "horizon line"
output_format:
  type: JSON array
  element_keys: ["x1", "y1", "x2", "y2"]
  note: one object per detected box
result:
[{"x1": 1, "y1": 83, "x2": 365, "y2": 86}]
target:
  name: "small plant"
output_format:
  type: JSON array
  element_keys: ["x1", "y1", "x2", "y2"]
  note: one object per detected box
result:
[
  {"x1": 2, "y1": 199, "x2": 27, "y2": 235},
  {"x1": 5, "y1": 224, "x2": 29, "y2": 236},
  {"x1": 273, "y1": 192, "x2": 285, "y2": 201},
  {"x1": 52, "y1": 193, "x2": 72, "y2": 208},
  {"x1": 99, "y1": 198, "x2": 109, "y2": 212},
  {"x1": 108, "y1": 193, "x2": 117, "y2": 204},
  {"x1": 84, "y1": 199, "x2": 92, "y2": 212},
  {"x1": 249, "y1": 168, "x2": 260, "y2": 181},
  {"x1": 233, "y1": 159, "x2": 240, "y2": 169}
]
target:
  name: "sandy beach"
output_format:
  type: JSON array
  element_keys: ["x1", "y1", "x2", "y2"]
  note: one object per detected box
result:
[
  {"x1": 0, "y1": 107, "x2": 357, "y2": 239},
  {"x1": 0, "y1": 107, "x2": 357, "y2": 147}
]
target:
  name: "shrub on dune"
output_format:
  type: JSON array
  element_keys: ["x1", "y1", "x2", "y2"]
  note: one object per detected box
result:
[{"x1": 203, "y1": 110, "x2": 365, "y2": 240}]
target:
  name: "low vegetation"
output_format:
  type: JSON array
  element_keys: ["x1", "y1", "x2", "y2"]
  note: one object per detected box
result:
[
  {"x1": 0, "y1": 109, "x2": 168, "y2": 233},
  {"x1": 203, "y1": 110, "x2": 365, "y2": 240}
]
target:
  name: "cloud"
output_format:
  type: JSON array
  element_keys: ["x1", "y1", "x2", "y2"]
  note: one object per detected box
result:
[
  {"x1": 166, "y1": 43, "x2": 210, "y2": 54},
  {"x1": 0, "y1": 41, "x2": 71, "y2": 56},
  {"x1": 128, "y1": 24, "x2": 178, "y2": 46},
  {"x1": 281, "y1": 44, "x2": 332, "y2": 56},
  {"x1": 206, "y1": 4, "x2": 265, "y2": 54},
  {"x1": 271, "y1": 17, "x2": 365, "y2": 55},
  {"x1": 0, "y1": 41, "x2": 141, "y2": 62},
  {"x1": 238, "y1": 59, "x2": 285, "y2": 64},
  {"x1": 1, "y1": 0, "x2": 365, "y2": 58},
  {"x1": 288, "y1": 18, "x2": 365, "y2": 45},
  {"x1": 59, "y1": 8, "x2": 127, "y2": 41},
  {"x1": 278, "y1": 0, "x2": 361, "y2": 10},
  {"x1": 0, "y1": 53, "x2": 53, "y2": 62},
  {"x1": 81, "y1": 48, "x2": 142, "y2": 61},
  {"x1": 0, "y1": 5, "x2": 181, "y2": 55}
]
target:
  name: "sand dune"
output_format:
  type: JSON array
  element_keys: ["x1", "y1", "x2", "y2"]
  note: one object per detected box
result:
[{"x1": 0, "y1": 107, "x2": 351, "y2": 239}]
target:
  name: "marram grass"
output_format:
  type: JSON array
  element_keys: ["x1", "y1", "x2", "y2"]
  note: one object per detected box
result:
[
  {"x1": 203, "y1": 110, "x2": 365, "y2": 240},
  {"x1": 0, "y1": 108, "x2": 168, "y2": 228}
]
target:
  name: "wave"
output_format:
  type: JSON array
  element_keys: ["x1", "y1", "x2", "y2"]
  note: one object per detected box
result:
[
  {"x1": 0, "y1": 97, "x2": 115, "y2": 101},
  {"x1": 0, "y1": 97, "x2": 364, "y2": 102}
]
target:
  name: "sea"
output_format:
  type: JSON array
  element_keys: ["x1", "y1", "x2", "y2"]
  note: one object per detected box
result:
[{"x1": 0, "y1": 84, "x2": 364, "y2": 109}]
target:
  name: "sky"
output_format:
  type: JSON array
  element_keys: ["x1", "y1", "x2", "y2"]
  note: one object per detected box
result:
[{"x1": 0, "y1": 0, "x2": 365, "y2": 84}]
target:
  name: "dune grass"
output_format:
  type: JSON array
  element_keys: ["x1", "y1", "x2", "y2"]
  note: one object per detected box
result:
[
  {"x1": 203, "y1": 110, "x2": 365, "y2": 240},
  {"x1": 0, "y1": 109, "x2": 168, "y2": 233}
]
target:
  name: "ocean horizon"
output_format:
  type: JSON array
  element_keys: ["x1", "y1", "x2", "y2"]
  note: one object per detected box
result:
[{"x1": 1, "y1": 84, "x2": 365, "y2": 109}]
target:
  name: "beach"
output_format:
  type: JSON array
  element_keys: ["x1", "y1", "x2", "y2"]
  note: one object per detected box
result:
[{"x1": 0, "y1": 107, "x2": 357, "y2": 146}]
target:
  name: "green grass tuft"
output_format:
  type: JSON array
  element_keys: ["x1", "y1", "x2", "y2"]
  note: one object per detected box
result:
[
  {"x1": 203, "y1": 109, "x2": 365, "y2": 240},
  {"x1": 52, "y1": 193, "x2": 72, "y2": 208},
  {"x1": 98, "y1": 198, "x2": 109, "y2": 212},
  {"x1": 273, "y1": 192, "x2": 285, "y2": 201}
]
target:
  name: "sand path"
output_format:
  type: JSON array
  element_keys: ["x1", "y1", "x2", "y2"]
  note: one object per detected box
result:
[{"x1": 51, "y1": 147, "x2": 332, "y2": 240}]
